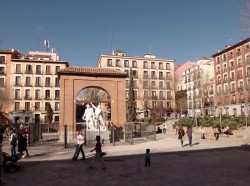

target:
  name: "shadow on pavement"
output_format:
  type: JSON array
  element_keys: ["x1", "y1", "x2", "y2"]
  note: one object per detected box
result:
[{"x1": 3, "y1": 144, "x2": 250, "y2": 186}]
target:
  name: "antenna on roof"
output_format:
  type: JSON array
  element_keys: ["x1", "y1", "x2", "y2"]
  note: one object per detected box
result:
[
  {"x1": 36, "y1": 28, "x2": 42, "y2": 51},
  {"x1": 150, "y1": 44, "x2": 152, "y2": 54},
  {"x1": 110, "y1": 22, "x2": 114, "y2": 54}
]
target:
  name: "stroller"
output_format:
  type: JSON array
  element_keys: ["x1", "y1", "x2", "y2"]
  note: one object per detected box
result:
[{"x1": 3, "y1": 152, "x2": 24, "y2": 173}]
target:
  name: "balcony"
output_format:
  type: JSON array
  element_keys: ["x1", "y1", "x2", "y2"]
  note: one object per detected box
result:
[
  {"x1": 25, "y1": 70, "x2": 33, "y2": 74},
  {"x1": 34, "y1": 83, "x2": 43, "y2": 87},
  {"x1": 24, "y1": 83, "x2": 33, "y2": 87},
  {"x1": 44, "y1": 96, "x2": 52, "y2": 100},
  {"x1": 143, "y1": 75, "x2": 149, "y2": 79},
  {"x1": 151, "y1": 96, "x2": 158, "y2": 100},
  {"x1": 34, "y1": 96, "x2": 43, "y2": 100},
  {"x1": 238, "y1": 63, "x2": 243, "y2": 68},
  {"x1": 44, "y1": 83, "x2": 51, "y2": 87},
  {"x1": 230, "y1": 66, "x2": 234, "y2": 70},
  {"x1": 14, "y1": 83, "x2": 22, "y2": 87},
  {"x1": 54, "y1": 96, "x2": 60, "y2": 100},
  {"x1": 223, "y1": 79, "x2": 228, "y2": 83},
  {"x1": 14, "y1": 71, "x2": 22, "y2": 74},
  {"x1": 223, "y1": 68, "x2": 228, "y2": 73},
  {"x1": 231, "y1": 89, "x2": 236, "y2": 93},
  {"x1": 45, "y1": 71, "x2": 52, "y2": 75},
  {"x1": 14, "y1": 96, "x2": 22, "y2": 100},
  {"x1": 24, "y1": 96, "x2": 32, "y2": 100},
  {"x1": 35, "y1": 70, "x2": 43, "y2": 75},
  {"x1": 158, "y1": 76, "x2": 164, "y2": 80},
  {"x1": 166, "y1": 96, "x2": 172, "y2": 100},
  {"x1": 55, "y1": 83, "x2": 60, "y2": 87},
  {"x1": 216, "y1": 71, "x2": 221, "y2": 75},
  {"x1": 230, "y1": 77, "x2": 235, "y2": 81}
]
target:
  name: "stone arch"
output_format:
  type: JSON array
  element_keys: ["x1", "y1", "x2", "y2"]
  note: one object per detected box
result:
[{"x1": 58, "y1": 67, "x2": 127, "y2": 142}]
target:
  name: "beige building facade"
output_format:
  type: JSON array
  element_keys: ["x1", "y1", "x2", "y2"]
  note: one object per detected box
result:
[
  {"x1": 96, "y1": 50, "x2": 175, "y2": 117},
  {"x1": 0, "y1": 49, "x2": 69, "y2": 124}
]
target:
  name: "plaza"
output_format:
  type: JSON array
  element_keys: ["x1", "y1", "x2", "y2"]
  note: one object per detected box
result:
[{"x1": 2, "y1": 128, "x2": 250, "y2": 186}]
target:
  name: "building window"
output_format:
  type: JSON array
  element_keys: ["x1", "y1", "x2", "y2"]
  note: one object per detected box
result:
[
  {"x1": 0, "y1": 56, "x2": 6, "y2": 64},
  {"x1": 55, "y1": 66, "x2": 60, "y2": 73},
  {"x1": 15, "y1": 76, "x2": 21, "y2": 86},
  {"x1": 115, "y1": 59, "x2": 121, "y2": 67},
  {"x1": 25, "y1": 89, "x2": 31, "y2": 99},
  {"x1": 107, "y1": 59, "x2": 112, "y2": 66},
  {"x1": 35, "y1": 90, "x2": 41, "y2": 99},
  {"x1": 166, "y1": 63, "x2": 170, "y2": 69},
  {"x1": 55, "y1": 102, "x2": 60, "y2": 111},
  {"x1": 16, "y1": 64, "x2": 21, "y2": 73},
  {"x1": 124, "y1": 60, "x2": 129, "y2": 67},
  {"x1": 46, "y1": 65, "x2": 51, "y2": 74},
  {"x1": 143, "y1": 81, "x2": 148, "y2": 88},
  {"x1": 25, "y1": 102, "x2": 30, "y2": 111},
  {"x1": 159, "y1": 81, "x2": 163, "y2": 89},
  {"x1": 151, "y1": 81, "x2": 156, "y2": 88},
  {"x1": 35, "y1": 102, "x2": 40, "y2": 110},
  {"x1": 55, "y1": 77, "x2": 59, "y2": 87},
  {"x1": 159, "y1": 71, "x2": 163, "y2": 79},
  {"x1": 45, "y1": 90, "x2": 50, "y2": 99},
  {"x1": 45, "y1": 77, "x2": 51, "y2": 87},
  {"x1": 36, "y1": 65, "x2": 42, "y2": 74},
  {"x1": 25, "y1": 77, "x2": 31, "y2": 86},
  {"x1": 144, "y1": 91, "x2": 149, "y2": 98},
  {"x1": 132, "y1": 60, "x2": 137, "y2": 68},
  {"x1": 55, "y1": 116, "x2": 59, "y2": 122},
  {"x1": 132, "y1": 70, "x2": 137, "y2": 78},
  {"x1": 159, "y1": 62, "x2": 163, "y2": 69},
  {"x1": 223, "y1": 54, "x2": 226, "y2": 61},
  {"x1": 55, "y1": 90, "x2": 60, "y2": 100},
  {"x1": 15, "y1": 89, "x2": 21, "y2": 99},
  {"x1": 151, "y1": 62, "x2": 156, "y2": 69},
  {"x1": 151, "y1": 71, "x2": 156, "y2": 79},
  {"x1": 143, "y1": 61, "x2": 148, "y2": 68},
  {"x1": 152, "y1": 101, "x2": 156, "y2": 108},
  {"x1": 35, "y1": 77, "x2": 42, "y2": 86},
  {"x1": 15, "y1": 102, "x2": 20, "y2": 111},
  {"x1": 26, "y1": 65, "x2": 32, "y2": 74}
]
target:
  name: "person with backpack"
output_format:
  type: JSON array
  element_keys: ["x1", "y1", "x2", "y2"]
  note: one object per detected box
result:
[{"x1": 178, "y1": 126, "x2": 185, "y2": 148}]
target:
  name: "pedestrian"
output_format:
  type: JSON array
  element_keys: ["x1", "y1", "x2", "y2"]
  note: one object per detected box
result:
[
  {"x1": 186, "y1": 125, "x2": 193, "y2": 147},
  {"x1": 9, "y1": 129, "x2": 17, "y2": 156},
  {"x1": 89, "y1": 135, "x2": 106, "y2": 169},
  {"x1": 178, "y1": 126, "x2": 185, "y2": 147},
  {"x1": 200, "y1": 126, "x2": 206, "y2": 139},
  {"x1": 72, "y1": 131, "x2": 85, "y2": 161},
  {"x1": 0, "y1": 134, "x2": 6, "y2": 185},
  {"x1": 17, "y1": 132, "x2": 29, "y2": 158},
  {"x1": 145, "y1": 149, "x2": 151, "y2": 167}
]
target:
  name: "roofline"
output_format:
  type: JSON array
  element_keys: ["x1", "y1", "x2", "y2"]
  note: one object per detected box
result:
[
  {"x1": 212, "y1": 37, "x2": 250, "y2": 57},
  {"x1": 57, "y1": 72, "x2": 128, "y2": 79},
  {"x1": 11, "y1": 59, "x2": 69, "y2": 66}
]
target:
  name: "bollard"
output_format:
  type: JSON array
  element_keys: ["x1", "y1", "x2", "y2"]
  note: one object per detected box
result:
[{"x1": 64, "y1": 124, "x2": 67, "y2": 148}]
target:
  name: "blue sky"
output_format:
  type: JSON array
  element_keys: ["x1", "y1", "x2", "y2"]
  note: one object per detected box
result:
[{"x1": 0, "y1": 0, "x2": 248, "y2": 67}]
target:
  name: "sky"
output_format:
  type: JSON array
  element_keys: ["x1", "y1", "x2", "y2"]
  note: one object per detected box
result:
[{"x1": 0, "y1": 0, "x2": 248, "y2": 67}]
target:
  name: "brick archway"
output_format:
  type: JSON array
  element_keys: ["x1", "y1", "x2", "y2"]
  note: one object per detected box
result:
[{"x1": 58, "y1": 67, "x2": 127, "y2": 142}]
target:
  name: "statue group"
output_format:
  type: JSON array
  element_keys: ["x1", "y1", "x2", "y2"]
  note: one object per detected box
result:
[{"x1": 82, "y1": 103, "x2": 106, "y2": 130}]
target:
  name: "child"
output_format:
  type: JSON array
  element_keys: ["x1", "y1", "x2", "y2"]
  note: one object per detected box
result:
[
  {"x1": 89, "y1": 135, "x2": 106, "y2": 169},
  {"x1": 0, "y1": 134, "x2": 5, "y2": 185},
  {"x1": 145, "y1": 149, "x2": 151, "y2": 167}
]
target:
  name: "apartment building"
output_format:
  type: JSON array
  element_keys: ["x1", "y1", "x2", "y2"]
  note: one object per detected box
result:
[
  {"x1": 183, "y1": 58, "x2": 214, "y2": 117},
  {"x1": 0, "y1": 49, "x2": 69, "y2": 124},
  {"x1": 96, "y1": 50, "x2": 175, "y2": 117},
  {"x1": 175, "y1": 61, "x2": 196, "y2": 92},
  {"x1": 212, "y1": 37, "x2": 250, "y2": 117}
]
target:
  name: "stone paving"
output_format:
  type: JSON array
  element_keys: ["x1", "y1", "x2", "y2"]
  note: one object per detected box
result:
[{"x1": 2, "y1": 128, "x2": 250, "y2": 186}]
